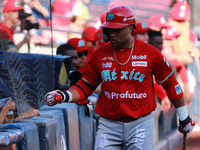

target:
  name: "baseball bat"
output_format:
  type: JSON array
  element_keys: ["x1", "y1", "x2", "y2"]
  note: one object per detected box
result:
[{"x1": 183, "y1": 133, "x2": 187, "y2": 150}]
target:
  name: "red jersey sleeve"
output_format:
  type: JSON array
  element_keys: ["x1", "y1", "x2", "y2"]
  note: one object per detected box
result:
[{"x1": 150, "y1": 46, "x2": 174, "y2": 84}]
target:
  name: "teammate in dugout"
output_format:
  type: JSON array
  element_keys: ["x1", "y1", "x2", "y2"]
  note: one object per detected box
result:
[{"x1": 45, "y1": 5, "x2": 195, "y2": 150}]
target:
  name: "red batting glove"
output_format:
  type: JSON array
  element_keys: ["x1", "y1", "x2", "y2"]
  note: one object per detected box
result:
[
  {"x1": 45, "y1": 90, "x2": 63, "y2": 106},
  {"x1": 178, "y1": 116, "x2": 195, "y2": 133}
]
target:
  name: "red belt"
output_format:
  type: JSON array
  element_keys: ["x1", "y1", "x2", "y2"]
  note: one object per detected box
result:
[{"x1": 116, "y1": 113, "x2": 150, "y2": 123}]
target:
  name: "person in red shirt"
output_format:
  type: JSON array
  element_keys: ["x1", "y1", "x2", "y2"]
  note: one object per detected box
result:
[
  {"x1": 0, "y1": 0, "x2": 31, "y2": 50},
  {"x1": 45, "y1": 5, "x2": 195, "y2": 149}
]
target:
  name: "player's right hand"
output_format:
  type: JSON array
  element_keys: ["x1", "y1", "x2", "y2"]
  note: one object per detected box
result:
[
  {"x1": 44, "y1": 90, "x2": 64, "y2": 106},
  {"x1": 178, "y1": 116, "x2": 195, "y2": 133}
]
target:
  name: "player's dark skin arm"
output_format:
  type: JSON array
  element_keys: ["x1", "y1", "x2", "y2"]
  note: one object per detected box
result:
[
  {"x1": 68, "y1": 88, "x2": 81, "y2": 102},
  {"x1": 170, "y1": 96, "x2": 186, "y2": 108}
]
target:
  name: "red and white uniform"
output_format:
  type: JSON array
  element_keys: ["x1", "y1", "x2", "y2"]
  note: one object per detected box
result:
[{"x1": 73, "y1": 39, "x2": 181, "y2": 120}]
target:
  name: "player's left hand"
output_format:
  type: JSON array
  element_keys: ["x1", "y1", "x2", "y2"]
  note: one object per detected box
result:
[
  {"x1": 179, "y1": 116, "x2": 195, "y2": 133},
  {"x1": 161, "y1": 96, "x2": 171, "y2": 113}
]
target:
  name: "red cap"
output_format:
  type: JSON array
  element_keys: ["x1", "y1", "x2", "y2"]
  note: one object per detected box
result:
[
  {"x1": 3, "y1": 0, "x2": 23, "y2": 13},
  {"x1": 82, "y1": 26, "x2": 97, "y2": 41},
  {"x1": 133, "y1": 23, "x2": 148, "y2": 34},
  {"x1": 163, "y1": 26, "x2": 181, "y2": 40},
  {"x1": 95, "y1": 28, "x2": 107, "y2": 47},
  {"x1": 170, "y1": 2, "x2": 190, "y2": 21},
  {"x1": 67, "y1": 38, "x2": 88, "y2": 53},
  {"x1": 148, "y1": 15, "x2": 168, "y2": 31}
]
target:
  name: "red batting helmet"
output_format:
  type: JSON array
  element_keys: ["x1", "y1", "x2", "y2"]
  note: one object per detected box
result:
[
  {"x1": 101, "y1": 5, "x2": 137, "y2": 29},
  {"x1": 133, "y1": 23, "x2": 148, "y2": 34},
  {"x1": 67, "y1": 38, "x2": 88, "y2": 53},
  {"x1": 148, "y1": 15, "x2": 168, "y2": 31},
  {"x1": 101, "y1": 5, "x2": 137, "y2": 42},
  {"x1": 82, "y1": 26, "x2": 97, "y2": 41},
  {"x1": 170, "y1": 2, "x2": 191, "y2": 21}
]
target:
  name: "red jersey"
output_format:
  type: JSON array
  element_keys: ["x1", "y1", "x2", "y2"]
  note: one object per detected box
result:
[
  {"x1": 0, "y1": 22, "x2": 14, "y2": 41},
  {"x1": 81, "y1": 39, "x2": 173, "y2": 120}
]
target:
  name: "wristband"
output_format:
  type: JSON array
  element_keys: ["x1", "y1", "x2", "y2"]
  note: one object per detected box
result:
[
  {"x1": 176, "y1": 105, "x2": 188, "y2": 121},
  {"x1": 179, "y1": 115, "x2": 191, "y2": 127},
  {"x1": 62, "y1": 91, "x2": 73, "y2": 102}
]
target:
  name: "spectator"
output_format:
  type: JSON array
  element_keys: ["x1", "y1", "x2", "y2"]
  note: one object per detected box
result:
[
  {"x1": 67, "y1": 0, "x2": 90, "y2": 39},
  {"x1": 52, "y1": 0, "x2": 74, "y2": 27},
  {"x1": 0, "y1": 39, "x2": 18, "y2": 52},
  {"x1": 148, "y1": 14, "x2": 193, "y2": 65},
  {"x1": 0, "y1": 98, "x2": 40, "y2": 124},
  {"x1": 0, "y1": 99, "x2": 16, "y2": 124},
  {"x1": 22, "y1": 0, "x2": 50, "y2": 36},
  {"x1": 1, "y1": 0, "x2": 31, "y2": 50},
  {"x1": 168, "y1": 2, "x2": 199, "y2": 66},
  {"x1": 23, "y1": 0, "x2": 50, "y2": 22}
]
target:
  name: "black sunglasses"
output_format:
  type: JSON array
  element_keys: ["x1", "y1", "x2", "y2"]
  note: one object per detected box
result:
[{"x1": 78, "y1": 51, "x2": 88, "y2": 57}]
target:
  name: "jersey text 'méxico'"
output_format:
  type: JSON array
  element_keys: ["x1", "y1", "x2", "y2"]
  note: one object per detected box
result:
[{"x1": 82, "y1": 39, "x2": 173, "y2": 120}]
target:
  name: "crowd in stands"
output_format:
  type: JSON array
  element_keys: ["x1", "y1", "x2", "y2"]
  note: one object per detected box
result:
[{"x1": 0, "y1": 0, "x2": 199, "y2": 145}]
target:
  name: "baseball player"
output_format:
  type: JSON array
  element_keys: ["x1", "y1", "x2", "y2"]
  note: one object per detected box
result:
[{"x1": 45, "y1": 5, "x2": 195, "y2": 150}]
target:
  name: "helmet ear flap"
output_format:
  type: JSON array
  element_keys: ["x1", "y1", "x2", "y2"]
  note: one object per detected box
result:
[{"x1": 102, "y1": 28, "x2": 110, "y2": 43}]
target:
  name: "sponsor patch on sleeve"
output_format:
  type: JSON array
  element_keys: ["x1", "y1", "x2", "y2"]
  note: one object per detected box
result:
[{"x1": 175, "y1": 84, "x2": 182, "y2": 95}]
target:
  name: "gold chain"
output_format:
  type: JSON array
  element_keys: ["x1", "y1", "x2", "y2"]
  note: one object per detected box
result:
[{"x1": 113, "y1": 40, "x2": 134, "y2": 65}]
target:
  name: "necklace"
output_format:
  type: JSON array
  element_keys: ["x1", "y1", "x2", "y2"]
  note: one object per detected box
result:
[{"x1": 113, "y1": 40, "x2": 134, "y2": 65}]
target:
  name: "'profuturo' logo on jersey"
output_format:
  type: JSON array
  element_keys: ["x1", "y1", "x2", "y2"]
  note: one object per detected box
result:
[
  {"x1": 132, "y1": 55, "x2": 147, "y2": 60},
  {"x1": 104, "y1": 91, "x2": 147, "y2": 99}
]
